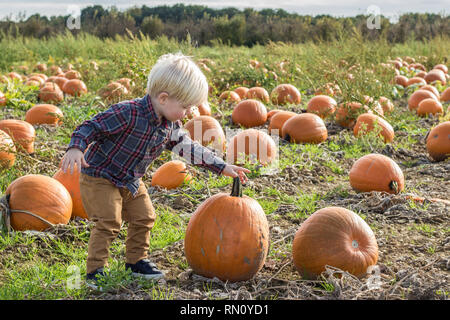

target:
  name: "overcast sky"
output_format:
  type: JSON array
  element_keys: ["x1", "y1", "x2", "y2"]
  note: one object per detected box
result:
[{"x1": 0, "y1": 0, "x2": 448, "y2": 20}]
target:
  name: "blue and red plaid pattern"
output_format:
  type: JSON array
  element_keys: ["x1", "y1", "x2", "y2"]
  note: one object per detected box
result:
[{"x1": 67, "y1": 94, "x2": 227, "y2": 196}]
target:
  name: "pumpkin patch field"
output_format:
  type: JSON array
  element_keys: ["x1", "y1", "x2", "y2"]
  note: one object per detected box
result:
[{"x1": 0, "y1": 33, "x2": 449, "y2": 300}]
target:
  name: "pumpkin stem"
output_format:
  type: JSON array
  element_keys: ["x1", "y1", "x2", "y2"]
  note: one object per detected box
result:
[
  {"x1": 230, "y1": 177, "x2": 242, "y2": 197},
  {"x1": 389, "y1": 180, "x2": 399, "y2": 194}
]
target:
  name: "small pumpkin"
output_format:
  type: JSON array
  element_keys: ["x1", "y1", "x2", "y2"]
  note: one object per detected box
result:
[
  {"x1": 292, "y1": 206, "x2": 378, "y2": 279},
  {"x1": 38, "y1": 82, "x2": 64, "y2": 103},
  {"x1": 417, "y1": 98, "x2": 443, "y2": 117},
  {"x1": 53, "y1": 163, "x2": 88, "y2": 220},
  {"x1": 406, "y1": 77, "x2": 426, "y2": 87},
  {"x1": 184, "y1": 177, "x2": 269, "y2": 282},
  {"x1": 268, "y1": 111, "x2": 297, "y2": 136},
  {"x1": 25, "y1": 104, "x2": 64, "y2": 126},
  {"x1": 282, "y1": 113, "x2": 328, "y2": 144},
  {"x1": 419, "y1": 84, "x2": 440, "y2": 99},
  {"x1": 0, "y1": 119, "x2": 35, "y2": 153},
  {"x1": 46, "y1": 76, "x2": 68, "y2": 91},
  {"x1": 64, "y1": 70, "x2": 82, "y2": 80},
  {"x1": 226, "y1": 129, "x2": 277, "y2": 166},
  {"x1": 424, "y1": 69, "x2": 446, "y2": 85},
  {"x1": 218, "y1": 91, "x2": 241, "y2": 104},
  {"x1": 246, "y1": 87, "x2": 270, "y2": 103},
  {"x1": 116, "y1": 78, "x2": 133, "y2": 91},
  {"x1": 394, "y1": 75, "x2": 408, "y2": 87},
  {"x1": 349, "y1": 153, "x2": 404, "y2": 194},
  {"x1": 98, "y1": 82, "x2": 128, "y2": 100},
  {"x1": 0, "y1": 129, "x2": 16, "y2": 169},
  {"x1": 197, "y1": 102, "x2": 211, "y2": 116},
  {"x1": 5, "y1": 174, "x2": 73, "y2": 231},
  {"x1": 440, "y1": 87, "x2": 450, "y2": 102},
  {"x1": 231, "y1": 99, "x2": 267, "y2": 128},
  {"x1": 433, "y1": 64, "x2": 448, "y2": 74},
  {"x1": 62, "y1": 79, "x2": 88, "y2": 97},
  {"x1": 233, "y1": 87, "x2": 249, "y2": 100},
  {"x1": 353, "y1": 113, "x2": 394, "y2": 143},
  {"x1": 407, "y1": 90, "x2": 439, "y2": 111},
  {"x1": 306, "y1": 95, "x2": 337, "y2": 119},
  {"x1": 270, "y1": 84, "x2": 301, "y2": 105},
  {"x1": 151, "y1": 160, "x2": 192, "y2": 190},
  {"x1": 426, "y1": 121, "x2": 450, "y2": 161},
  {"x1": 184, "y1": 115, "x2": 226, "y2": 153},
  {"x1": 267, "y1": 109, "x2": 282, "y2": 119}
]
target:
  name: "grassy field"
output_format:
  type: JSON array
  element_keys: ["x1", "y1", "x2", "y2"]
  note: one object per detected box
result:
[{"x1": 0, "y1": 32, "x2": 449, "y2": 300}]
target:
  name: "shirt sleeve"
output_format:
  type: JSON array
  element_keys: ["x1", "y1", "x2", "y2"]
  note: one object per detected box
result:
[
  {"x1": 165, "y1": 120, "x2": 227, "y2": 175},
  {"x1": 67, "y1": 102, "x2": 132, "y2": 152}
]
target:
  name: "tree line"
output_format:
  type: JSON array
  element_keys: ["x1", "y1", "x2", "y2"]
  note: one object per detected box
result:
[{"x1": 1, "y1": 4, "x2": 449, "y2": 45}]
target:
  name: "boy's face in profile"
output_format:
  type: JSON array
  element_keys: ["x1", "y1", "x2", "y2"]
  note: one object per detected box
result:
[{"x1": 153, "y1": 91, "x2": 193, "y2": 122}]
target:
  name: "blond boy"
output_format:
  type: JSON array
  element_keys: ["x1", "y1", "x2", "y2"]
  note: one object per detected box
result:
[{"x1": 61, "y1": 53, "x2": 249, "y2": 289}]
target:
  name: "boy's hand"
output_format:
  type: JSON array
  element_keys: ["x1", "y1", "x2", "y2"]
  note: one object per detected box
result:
[
  {"x1": 61, "y1": 148, "x2": 90, "y2": 174},
  {"x1": 222, "y1": 164, "x2": 250, "y2": 184}
]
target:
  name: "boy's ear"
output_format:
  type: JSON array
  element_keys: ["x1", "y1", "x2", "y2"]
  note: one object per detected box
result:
[{"x1": 158, "y1": 92, "x2": 169, "y2": 105}]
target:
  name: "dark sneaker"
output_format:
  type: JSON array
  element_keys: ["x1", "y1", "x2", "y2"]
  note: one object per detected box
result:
[
  {"x1": 125, "y1": 259, "x2": 165, "y2": 280},
  {"x1": 85, "y1": 267, "x2": 107, "y2": 291}
]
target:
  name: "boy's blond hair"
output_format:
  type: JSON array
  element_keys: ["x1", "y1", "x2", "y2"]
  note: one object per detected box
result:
[{"x1": 147, "y1": 52, "x2": 208, "y2": 107}]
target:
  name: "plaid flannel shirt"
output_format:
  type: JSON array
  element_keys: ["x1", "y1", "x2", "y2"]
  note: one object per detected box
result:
[{"x1": 67, "y1": 94, "x2": 227, "y2": 196}]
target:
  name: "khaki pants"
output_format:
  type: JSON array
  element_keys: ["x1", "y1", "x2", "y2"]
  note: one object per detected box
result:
[{"x1": 79, "y1": 173, "x2": 156, "y2": 274}]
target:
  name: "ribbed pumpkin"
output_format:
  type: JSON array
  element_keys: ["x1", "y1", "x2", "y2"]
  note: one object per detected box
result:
[
  {"x1": 98, "y1": 82, "x2": 128, "y2": 100},
  {"x1": 25, "y1": 104, "x2": 64, "y2": 126},
  {"x1": 218, "y1": 91, "x2": 241, "y2": 104},
  {"x1": 419, "y1": 85, "x2": 440, "y2": 99},
  {"x1": 306, "y1": 95, "x2": 337, "y2": 119},
  {"x1": 268, "y1": 111, "x2": 297, "y2": 136},
  {"x1": 292, "y1": 207, "x2": 378, "y2": 279},
  {"x1": 226, "y1": 129, "x2": 277, "y2": 166},
  {"x1": 335, "y1": 102, "x2": 368, "y2": 128},
  {"x1": 53, "y1": 163, "x2": 88, "y2": 220},
  {"x1": 440, "y1": 87, "x2": 450, "y2": 102},
  {"x1": 62, "y1": 79, "x2": 88, "y2": 96},
  {"x1": 426, "y1": 121, "x2": 450, "y2": 161},
  {"x1": 5, "y1": 175, "x2": 72, "y2": 231},
  {"x1": 0, "y1": 119, "x2": 35, "y2": 153},
  {"x1": 0, "y1": 91, "x2": 6, "y2": 107},
  {"x1": 151, "y1": 160, "x2": 192, "y2": 190},
  {"x1": 0, "y1": 129, "x2": 16, "y2": 169},
  {"x1": 270, "y1": 84, "x2": 301, "y2": 105},
  {"x1": 246, "y1": 87, "x2": 270, "y2": 103},
  {"x1": 349, "y1": 153, "x2": 404, "y2": 194},
  {"x1": 408, "y1": 90, "x2": 439, "y2": 111},
  {"x1": 406, "y1": 77, "x2": 426, "y2": 87},
  {"x1": 394, "y1": 75, "x2": 408, "y2": 87},
  {"x1": 233, "y1": 87, "x2": 249, "y2": 100},
  {"x1": 231, "y1": 99, "x2": 267, "y2": 128},
  {"x1": 417, "y1": 98, "x2": 443, "y2": 117},
  {"x1": 353, "y1": 113, "x2": 394, "y2": 143},
  {"x1": 197, "y1": 102, "x2": 211, "y2": 116},
  {"x1": 281, "y1": 113, "x2": 328, "y2": 144},
  {"x1": 424, "y1": 69, "x2": 446, "y2": 85},
  {"x1": 184, "y1": 115, "x2": 226, "y2": 153},
  {"x1": 38, "y1": 82, "x2": 64, "y2": 103},
  {"x1": 184, "y1": 177, "x2": 269, "y2": 282}
]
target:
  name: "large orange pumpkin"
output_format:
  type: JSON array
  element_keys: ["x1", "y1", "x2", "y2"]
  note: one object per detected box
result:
[
  {"x1": 407, "y1": 90, "x2": 439, "y2": 112},
  {"x1": 268, "y1": 111, "x2": 297, "y2": 136},
  {"x1": 184, "y1": 177, "x2": 269, "y2": 282},
  {"x1": 281, "y1": 113, "x2": 328, "y2": 144},
  {"x1": 349, "y1": 153, "x2": 404, "y2": 194},
  {"x1": 62, "y1": 79, "x2": 88, "y2": 96},
  {"x1": 270, "y1": 84, "x2": 301, "y2": 105},
  {"x1": 184, "y1": 116, "x2": 226, "y2": 153},
  {"x1": 226, "y1": 129, "x2": 277, "y2": 166},
  {"x1": 53, "y1": 163, "x2": 88, "y2": 220},
  {"x1": 419, "y1": 85, "x2": 440, "y2": 99},
  {"x1": 5, "y1": 174, "x2": 73, "y2": 231},
  {"x1": 292, "y1": 207, "x2": 378, "y2": 279},
  {"x1": 151, "y1": 160, "x2": 192, "y2": 190},
  {"x1": 0, "y1": 129, "x2": 16, "y2": 169},
  {"x1": 231, "y1": 99, "x2": 267, "y2": 128},
  {"x1": 417, "y1": 98, "x2": 443, "y2": 117},
  {"x1": 0, "y1": 119, "x2": 35, "y2": 153},
  {"x1": 246, "y1": 87, "x2": 270, "y2": 103},
  {"x1": 353, "y1": 113, "x2": 394, "y2": 143},
  {"x1": 306, "y1": 95, "x2": 337, "y2": 119},
  {"x1": 38, "y1": 82, "x2": 64, "y2": 103},
  {"x1": 426, "y1": 121, "x2": 450, "y2": 161},
  {"x1": 25, "y1": 104, "x2": 64, "y2": 126}
]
